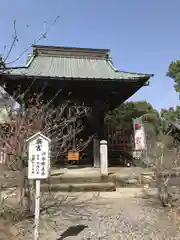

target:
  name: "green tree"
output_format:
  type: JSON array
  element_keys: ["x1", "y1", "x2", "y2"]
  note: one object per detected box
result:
[
  {"x1": 105, "y1": 101, "x2": 161, "y2": 132},
  {"x1": 167, "y1": 60, "x2": 180, "y2": 92},
  {"x1": 162, "y1": 61, "x2": 180, "y2": 125},
  {"x1": 160, "y1": 106, "x2": 180, "y2": 122}
]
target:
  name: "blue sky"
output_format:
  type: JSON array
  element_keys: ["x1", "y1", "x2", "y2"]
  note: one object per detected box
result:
[{"x1": 0, "y1": 0, "x2": 180, "y2": 111}]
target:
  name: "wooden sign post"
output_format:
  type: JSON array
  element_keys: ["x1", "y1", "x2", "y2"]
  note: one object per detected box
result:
[
  {"x1": 26, "y1": 132, "x2": 51, "y2": 240},
  {"x1": 68, "y1": 150, "x2": 80, "y2": 161}
]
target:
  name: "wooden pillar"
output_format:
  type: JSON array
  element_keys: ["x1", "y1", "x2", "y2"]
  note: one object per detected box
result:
[
  {"x1": 93, "y1": 137, "x2": 100, "y2": 168},
  {"x1": 92, "y1": 101, "x2": 107, "y2": 168}
]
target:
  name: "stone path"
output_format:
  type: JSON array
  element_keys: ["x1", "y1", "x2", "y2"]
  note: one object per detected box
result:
[{"x1": 11, "y1": 190, "x2": 180, "y2": 239}]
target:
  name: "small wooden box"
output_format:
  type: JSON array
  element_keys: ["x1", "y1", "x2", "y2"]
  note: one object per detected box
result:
[{"x1": 68, "y1": 150, "x2": 80, "y2": 161}]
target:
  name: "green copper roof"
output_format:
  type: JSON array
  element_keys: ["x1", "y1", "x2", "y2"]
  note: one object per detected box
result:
[{"x1": 4, "y1": 45, "x2": 153, "y2": 81}]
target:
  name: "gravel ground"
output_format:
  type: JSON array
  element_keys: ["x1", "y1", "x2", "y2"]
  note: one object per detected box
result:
[{"x1": 10, "y1": 190, "x2": 180, "y2": 240}]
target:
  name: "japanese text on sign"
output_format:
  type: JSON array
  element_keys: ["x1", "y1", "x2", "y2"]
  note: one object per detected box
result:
[{"x1": 27, "y1": 133, "x2": 50, "y2": 179}]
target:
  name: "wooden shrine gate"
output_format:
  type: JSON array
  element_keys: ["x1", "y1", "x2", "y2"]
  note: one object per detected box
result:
[
  {"x1": 106, "y1": 124, "x2": 135, "y2": 166},
  {"x1": 63, "y1": 124, "x2": 135, "y2": 167}
]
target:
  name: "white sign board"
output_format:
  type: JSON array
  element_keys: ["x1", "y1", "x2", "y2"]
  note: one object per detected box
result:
[{"x1": 27, "y1": 132, "x2": 50, "y2": 179}]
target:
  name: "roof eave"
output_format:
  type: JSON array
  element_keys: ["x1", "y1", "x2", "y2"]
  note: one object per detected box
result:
[
  {"x1": 107, "y1": 60, "x2": 154, "y2": 78},
  {"x1": 0, "y1": 73, "x2": 151, "y2": 82}
]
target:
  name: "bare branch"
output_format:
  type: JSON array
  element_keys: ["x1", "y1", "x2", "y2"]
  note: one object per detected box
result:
[
  {"x1": 4, "y1": 20, "x2": 18, "y2": 62},
  {"x1": 0, "y1": 86, "x2": 92, "y2": 169},
  {"x1": 6, "y1": 16, "x2": 59, "y2": 66}
]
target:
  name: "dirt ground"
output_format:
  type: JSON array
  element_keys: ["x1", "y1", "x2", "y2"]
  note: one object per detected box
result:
[
  {"x1": 1, "y1": 165, "x2": 180, "y2": 239},
  {"x1": 5, "y1": 189, "x2": 180, "y2": 240}
]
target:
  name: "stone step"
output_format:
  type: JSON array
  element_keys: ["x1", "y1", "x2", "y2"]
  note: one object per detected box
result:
[
  {"x1": 41, "y1": 182, "x2": 116, "y2": 192},
  {"x1": 44, "y1": 174, "x2": 109, "y2": 184},
  {"x1": 44, "y1": 172, "x2": 155, "y2": 188},
  {"x1": 109, "y1": 172, "x2": 155, "y2": 188}
]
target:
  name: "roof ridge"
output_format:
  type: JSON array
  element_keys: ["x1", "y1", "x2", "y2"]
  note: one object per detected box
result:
[
  {"x1": 33, "y1": 45, "x2": 110, "y2": 59},
  {"x1": 33, "y1": 44, "x2": 110, "y2": 53},
  {"x1": 35, "y1": 55, "x2": 109, "y2": 60}
]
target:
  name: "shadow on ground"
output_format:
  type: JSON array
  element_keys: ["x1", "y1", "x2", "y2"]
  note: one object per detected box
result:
[{"x1": 57, "y1": 224, "x2": 88, "y2": 239}]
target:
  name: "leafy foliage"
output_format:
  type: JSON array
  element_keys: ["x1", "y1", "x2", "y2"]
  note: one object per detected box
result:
[
  {"x1": 160, "y1": 106, "x2": 180, "y2": 122},
  {"x1": 167, "y1": 60, "x2": 180, "y2": 92},
  {"x1": 105, "y1": 101, "x2": 161, "y2": 132}
]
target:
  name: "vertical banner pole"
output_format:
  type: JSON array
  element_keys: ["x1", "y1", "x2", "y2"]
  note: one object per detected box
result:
[{"x1": 34, "y1": 180, "x2": 40, "y2": 240}]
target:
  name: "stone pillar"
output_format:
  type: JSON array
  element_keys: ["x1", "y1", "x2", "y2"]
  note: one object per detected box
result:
[{"x1": 100, "y1": 140, "x2": 108, "y2": 176}]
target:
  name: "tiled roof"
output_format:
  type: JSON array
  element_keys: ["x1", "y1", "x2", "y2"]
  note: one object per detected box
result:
[{"x1": 4, "y1": 45, "x2": 153, "y2": 81}]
